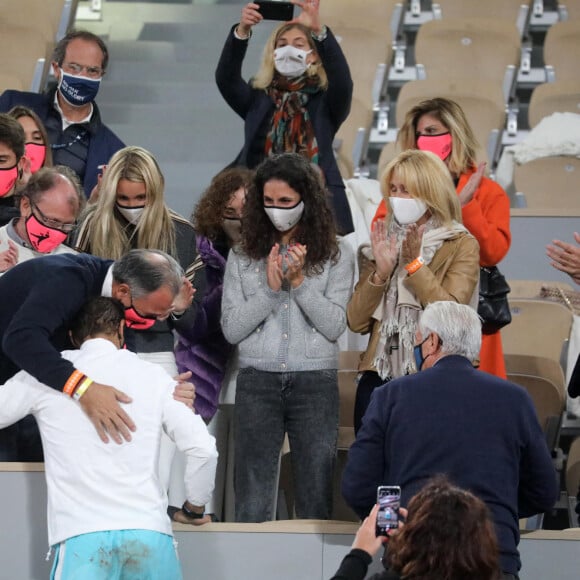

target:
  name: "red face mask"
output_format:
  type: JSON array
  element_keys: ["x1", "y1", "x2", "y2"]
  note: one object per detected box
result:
[
  {"x1": 0, "y1": 164, "x2": 19, "y2": 197},
  {"x1": 124, "y1": 304, "x2": 157, "y2": 330},
  {"x1": 417, "y1": 133, "x2": 453, "y2": 161},
  {"x1": 25, "y1": 214, "x2": 68, "y2": 253},
  {"x1": 25, "y1": 143, "x2": 47, "y2": 174}
]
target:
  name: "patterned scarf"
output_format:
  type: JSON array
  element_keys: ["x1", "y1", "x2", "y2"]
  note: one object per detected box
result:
[
  {"x1": 265, "y1": 75, "x2": 320, "y2": 163},
  {"x1": 366, "y1": 217, "x2": 471, "y2": 380}
]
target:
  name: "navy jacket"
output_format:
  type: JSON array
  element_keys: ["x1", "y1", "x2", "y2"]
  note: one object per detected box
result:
[
  {"x1": 0, "y1": 89, "x2": 124, "y2": 197},
  {"x1": 0, "y1": 253, "x2": 112, "y2": 390},
  {"x1": 342, "y1": 356, "x2": 558, "y2": 575},
  {"x1": 215, "y1": 26, "x2": 354, "y2": 235}
]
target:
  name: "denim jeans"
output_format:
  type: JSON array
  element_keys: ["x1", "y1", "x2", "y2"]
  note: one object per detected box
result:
[{"x1": 234, "y1": 368, "x2": 339, "y2": 522}]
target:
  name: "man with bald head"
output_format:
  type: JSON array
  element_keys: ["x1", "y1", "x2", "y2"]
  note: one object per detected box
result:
[{"x1": 0, "y1": 166, "x2": 83, "y2": 273}]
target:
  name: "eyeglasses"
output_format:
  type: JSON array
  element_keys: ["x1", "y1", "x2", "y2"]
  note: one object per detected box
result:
[
  {"x1": 62, "y1": 62, "x2": 104, "y2": 79},
  {"x1": 30, "y1": 200, "x2": 77, "y2": 233}
]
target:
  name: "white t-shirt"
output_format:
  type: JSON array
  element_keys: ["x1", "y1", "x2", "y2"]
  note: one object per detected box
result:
[{"x1": 0, "y1": 338, "x2": 217, "y2": 545}]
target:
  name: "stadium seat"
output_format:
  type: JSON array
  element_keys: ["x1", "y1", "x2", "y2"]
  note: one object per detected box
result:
[
  {"x1": 528, "y1": 80, "x2": 580, "y2": 127},
  {"x1": 432, "y1": 0, "x2": 529, "y2": 28},
  {"x1": 335, "y1": 97, "x2": 373, "y2": 179},
  {"x1": 513, "y1": 156, "x2": 580, "y2": 210},
  {"x1": 507, "y1": 279, "x2": 575, "y2": 299},
  {"x1": 0, "y1": 27, "x2": 52, "y2": 92},
  {"x1": 320, "y1": 0, "x2": 397, "y2": 35},
  {"x1": 377, "y1": 141, "x2": 402, "y2": 179},
  {"x1": 505, "y1": 354, "x2": 567, "y2": 402},
  {"x1": 414, "y1": 18, "x2": 521, "y2": 86},
  {"x1": 559, "y1": 0, "x2": 580, "y2": 20},
  {"x1": 544, "y1": 19, "x2": 580, "y2": 81},
  {"x1": 501, "y1": 298, "x2": 574, "y2": 365}
]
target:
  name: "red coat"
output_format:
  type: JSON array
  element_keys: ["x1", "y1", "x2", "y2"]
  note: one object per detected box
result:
[{"x1": 372, "y1": 168, "x2": 511, "y2": 377}]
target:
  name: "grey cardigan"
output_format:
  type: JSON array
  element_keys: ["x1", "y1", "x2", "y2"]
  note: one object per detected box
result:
[{"x1": 221, "y1": 238, "x2": 354, "y2": 372}]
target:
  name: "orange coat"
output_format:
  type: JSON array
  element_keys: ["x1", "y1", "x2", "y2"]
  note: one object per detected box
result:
[{"x1": 372, "y1": 168, "x2": 511, "y2": 377}]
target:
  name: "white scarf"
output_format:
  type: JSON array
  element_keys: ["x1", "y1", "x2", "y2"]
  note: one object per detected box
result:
[{"x1": 366, "y1": 218, "x2": 470, "y2": 380}]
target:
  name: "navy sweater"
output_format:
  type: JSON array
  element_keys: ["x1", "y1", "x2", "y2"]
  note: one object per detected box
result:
[
  {"x1": 0, "y1": 253, "x2": 112, "y2": 389},
  {"x1": 341, "y1": 356, "x2": 559, "y2": 575}
]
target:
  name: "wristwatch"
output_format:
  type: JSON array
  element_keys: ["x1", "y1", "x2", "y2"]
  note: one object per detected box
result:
[
  {"x1": 181, "y1": 501, "x2": 205, "y2": 520},
  {"x1": 311, "y1": 25, "x2": 328, "y2": 42}
]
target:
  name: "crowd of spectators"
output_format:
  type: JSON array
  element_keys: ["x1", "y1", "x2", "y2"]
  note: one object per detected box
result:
[{"x1": 0, "y1": 1, "x2": 572, "y2": 578}]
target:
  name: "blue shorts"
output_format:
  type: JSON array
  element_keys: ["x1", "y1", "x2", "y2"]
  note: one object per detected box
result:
[{"x1": 50, "y1": 529, "x2": 182, "y2": 580}]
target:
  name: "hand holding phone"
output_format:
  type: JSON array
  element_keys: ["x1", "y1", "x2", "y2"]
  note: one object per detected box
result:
[
  {"x1": 256, "y1": 1, "x2": 294, "y2": 21},
  {"x1": 376, "y1": 485, "x2": 401, "y2": 537}
]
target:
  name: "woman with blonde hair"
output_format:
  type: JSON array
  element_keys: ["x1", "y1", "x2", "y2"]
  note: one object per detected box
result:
[
  {"x1": 215, "y1": 0, "x2": 354, "y2": 235},
  {"x1": 348, "y1": 150, "x2": 480, "y2": 431},
  {"x1": 73, "y1": 145, "x2": 205, "y2": 508},
  {"x1": 373, "y1": 97, "x2": 511, "y2": 378}
]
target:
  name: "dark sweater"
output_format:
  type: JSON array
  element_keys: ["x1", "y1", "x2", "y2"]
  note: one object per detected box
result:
[
  {"x1": 0, "y1": 88, "x2": 124, "y2": 197},
  {"x1": 0, "y1": 253, "x2": 112, "y2": 389},
  {"x1": 331, "y1": 549, "x2": 399, "y2": 580},
  {"x1": 341, "y1": 356, "x2": 559, "y2": 576},
  {"x1": 215, "y1": 25, "x2": 354, "y2": 235}
]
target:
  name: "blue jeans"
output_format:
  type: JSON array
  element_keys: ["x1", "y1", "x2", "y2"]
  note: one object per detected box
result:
[{"x1": 234, "y1": 368, "x2": 339, "y2": 522}]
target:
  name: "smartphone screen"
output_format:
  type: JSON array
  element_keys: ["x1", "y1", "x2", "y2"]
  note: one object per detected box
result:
[
  {"x1": 376, "y1": 485, "x2": 401, "y2": 536},
  {"x1": 256, "y1": 1, "x2": 295, "y2": 21}
]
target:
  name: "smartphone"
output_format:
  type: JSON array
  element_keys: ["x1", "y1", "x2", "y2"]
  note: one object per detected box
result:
[
  {"x1": 256, "y1": 1, "x2": 295, "y2": 21},
  {"x1": 376, "y1": 485, "x2": 401, "y2": 536}
]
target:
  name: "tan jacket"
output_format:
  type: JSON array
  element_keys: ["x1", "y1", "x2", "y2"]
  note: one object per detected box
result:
[{"x1": 347, "y1": 232, "x2": 480, "y2": 372}]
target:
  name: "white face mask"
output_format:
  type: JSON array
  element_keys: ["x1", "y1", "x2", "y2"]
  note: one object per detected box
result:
[
  {"x1": 264, "y1": 201, "x2": 305, "y2": 232},
  {"x1": 273, "y1": 45, "x2": 312, "y2": 78},
  {"x1": 389, "y1": 197, "x2": 428, "y2": 225},
  {"x1": 116, "y1": 204, "x2": 145, "y2": 225}
]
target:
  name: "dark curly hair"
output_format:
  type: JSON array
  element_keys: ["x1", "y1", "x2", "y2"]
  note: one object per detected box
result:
[
  {"x1": 192, "y1": 167, "x2": 254, "y2": 241},
  {"x1": 241, "y1": 153, "x2": 339, "y2": 275},
  {"x1": 387, "y1": 476, "x2": 500, "y2": 580}
]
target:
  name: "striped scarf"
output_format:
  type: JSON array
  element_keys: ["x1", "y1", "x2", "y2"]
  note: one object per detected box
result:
[{"x1": 265, "y1": 75, "x2": 320, "y2": 163}]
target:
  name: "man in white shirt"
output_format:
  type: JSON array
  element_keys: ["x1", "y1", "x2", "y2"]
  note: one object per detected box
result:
[{"x1": 0, "y1": 297, "x2": 217, "y2": 579}]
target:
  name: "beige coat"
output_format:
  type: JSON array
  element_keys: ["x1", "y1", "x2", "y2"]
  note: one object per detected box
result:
[{"x1": 347, "y1": 232, "x2": 480, "y2": 372}]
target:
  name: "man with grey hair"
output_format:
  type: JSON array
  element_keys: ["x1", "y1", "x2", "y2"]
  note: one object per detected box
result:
[
  {"x1": 342, "y1": 301, "x2": 558, "y2": 579},
  {"x1": 0, "y1": 249, "x2": 195, "y2": 461}
]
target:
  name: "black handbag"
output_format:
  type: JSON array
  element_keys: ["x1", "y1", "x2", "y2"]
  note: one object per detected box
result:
[{"x1": 477, "y1": 266, "x2": 512, "y2": 334}]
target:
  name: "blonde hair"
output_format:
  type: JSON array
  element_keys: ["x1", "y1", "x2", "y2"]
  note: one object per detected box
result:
[
  {"x1": 397, "y1": 98, "x2": 478, "y2": 178},
  {"x1": 252, "y1": 23, "x2": 328, "y2": 90},
  {"x1": 380, "y1": 149, "x2": 462, "y2": 227},
  {"x1": 74, "y1": 146, "x2": 177, "y2": 259}
]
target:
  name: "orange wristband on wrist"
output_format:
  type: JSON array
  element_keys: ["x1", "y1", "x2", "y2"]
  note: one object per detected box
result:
[
  {"x1": 63, "y1": 370, "x2": 85, "y2": 397},
  {"x1": 405, "y1": 256, "x2": 425, "y2": 275}
]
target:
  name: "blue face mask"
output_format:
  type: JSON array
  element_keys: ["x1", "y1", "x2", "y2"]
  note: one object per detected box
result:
[
  {"x1": 413, "y1": 337, "x2": 429, "y2": 372},
  {"x1": 58, "y1": 71, "x2": 101, "y2": 107}
]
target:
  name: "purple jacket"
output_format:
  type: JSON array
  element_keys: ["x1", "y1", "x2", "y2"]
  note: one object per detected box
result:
[{"x1": 175, "y1": 236, "x2": 232, "y2": 420}]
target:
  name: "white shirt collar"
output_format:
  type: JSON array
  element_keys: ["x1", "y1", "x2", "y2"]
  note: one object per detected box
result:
[
  {"x1": 101, "y1": 265, "x2": 114, "y2": 297},
  {"x1": 53, "y1": 91, "x2": 93, "y2": 131}
]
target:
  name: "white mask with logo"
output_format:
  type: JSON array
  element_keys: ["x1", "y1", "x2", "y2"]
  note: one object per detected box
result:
[
  {"x1": 264, "y1": 201, "x2": 305, "y2": 232},
  {"x1": 273, "y1": 45, "x2": 312, "y2": 78},
  {"x1": 116, "y1": 204, "x2": 145, "y2": 225},
  {"x1": 389, "y1": 197, "x2": 428, "y2": 225}
]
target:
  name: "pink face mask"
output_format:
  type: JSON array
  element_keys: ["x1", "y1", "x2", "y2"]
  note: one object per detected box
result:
[
  {"x1": 124, "y1": 305, "x2": 157, "y2": 330},
  {"x1": 25, "y1": 214, "x2": 68, "y2": 253},
  {"x1": 0, "y1": 164, "x2": 19, "y2": 197},
  {"x1": 25, "y1": 143, "x2": 47, "y2": 174},
  {"x1": 417, "y1": 133, "x2": 453, "y2": 161}
]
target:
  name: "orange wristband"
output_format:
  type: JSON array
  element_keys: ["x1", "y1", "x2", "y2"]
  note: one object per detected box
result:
[
  {"x1": 405, "y1": 256, "x2": 425, "y2": 275},
  {"x1": 63, "y1": 370, "x2": 85, "y2": 397}
]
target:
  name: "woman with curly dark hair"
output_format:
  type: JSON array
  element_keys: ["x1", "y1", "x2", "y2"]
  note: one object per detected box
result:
[
  {"x1": 332, "y1": 476, "x2": 500, "y2": 580},
  {"x1": 221, "y1": 152, "x2": 354, "y2": 522},
  {"x1": 174, "y1": 167, "x2": 253, "y2": 521}
]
